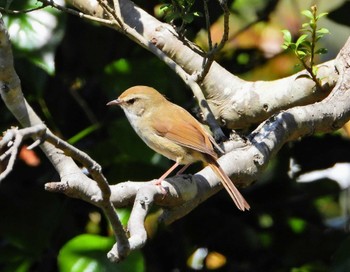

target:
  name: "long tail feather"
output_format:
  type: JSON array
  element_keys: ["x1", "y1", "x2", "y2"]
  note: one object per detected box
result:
[{"x1": 208, "y1": 159, "x2": 250, "y2": 211}]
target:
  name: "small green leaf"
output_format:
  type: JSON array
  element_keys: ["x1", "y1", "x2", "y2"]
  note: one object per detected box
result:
[
  {"x1": 159, "y1": 4, "x2": 172, "y2": 12},
  {"x1": 281, "y1": 29, "x2": 292, "y2": 43},
  {"x1": 301, "y1": 10, "x2": 314, "y2": 20},
  {"x1": 183, "y1": 13, "x2": 194, "y2": 23},
  {"x1": 295, "y1": 34, "x2": 308, "y2": 47},
  {"x1": 68, "y1": 124, "x2": 100, "y2": 145},
  {"x1": 164, "y1": 11, "x2": 181, "y2": 22},
  {"x1": 288, "y1": 217, "x2": 306, "y2": 234},
  {"x1": 316, "y1": 12, "x2": 328, "y2": 20},
  {"x1": 193, "y1": 11, "x2": 202, "y2": 17},
  {"x1": 300, "y1": 27, "x2": 313, "y2": 34},
  {"x1": 309, "y1": 22, "x2": 316, "y2": 29},
  {"x1": 296, "y1": 50, "x2": 307, "y2": 57},
  {"x1": 237, "y1": 53, "x2": 250, "y2": 64},
  {"x1": 316, "y1": 35, "x2": 324, "y2": 42},
  {"x1": 116, "y1": 208, "x2": 131, "y2": 226},
  {"x1": 315, "y1": 48, "x2": 328, "y2": 54},
  {"x1": 105, "y1": 58, "x2": 132, "y2": 75},
  {"x1": 316, "y1": 28, "x2": 330, "y2": 34}
]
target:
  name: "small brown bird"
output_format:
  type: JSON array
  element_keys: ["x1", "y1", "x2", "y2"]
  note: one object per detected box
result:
[{"x1": 107, "y1": 86, "x2": 250, "y2": 211}]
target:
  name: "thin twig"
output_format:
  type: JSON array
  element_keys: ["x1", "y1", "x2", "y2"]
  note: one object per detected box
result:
[
  {"x1": 215, "y1": 0, "x2": 230, "y2": 52},
  {"x1": 96, "y1": 0, "x2": 124, "y2": 30},
  {"x1": 198, "y1": 0, "x2": 230, "y2": 82},
  {"x1": 0, "y1": 3, "x2": 47, "y2": 14},
  {"x1": 112, "y1": 0, "x2": 125, "y2": 30},
  {"x1": 44, "y1": 130, "x2": 130, "y2": 259},
  {"x1": 0, "y1": 125, "x2": 47, "y2": 181},
  {"x1": 0, "y1": 123, "x2": 130, "y2": 261},
  {"x1": 203, "y1": 0, "x2": 213, "y2": 51}
]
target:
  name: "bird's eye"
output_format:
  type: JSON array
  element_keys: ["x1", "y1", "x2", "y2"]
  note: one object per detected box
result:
[{"x1": 126, "y1": 98, "x2": 136, "y2": 105}]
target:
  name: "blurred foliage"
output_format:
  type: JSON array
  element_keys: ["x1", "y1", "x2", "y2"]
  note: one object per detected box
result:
[
  {"x1": 58, "y1": 234, "x2": 144, "y2": 272},
  {"x1": 0, "y1": 0, "x2": 350, "y2": 271}
]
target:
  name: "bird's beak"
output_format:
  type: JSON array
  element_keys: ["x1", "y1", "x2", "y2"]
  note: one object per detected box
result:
[{"x1": 106, "y1": 99, "x2": 122, "y2": 106}]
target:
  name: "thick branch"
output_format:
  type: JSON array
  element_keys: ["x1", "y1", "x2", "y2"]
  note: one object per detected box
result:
[
  {"x1": 112, "y1": 37, "x2": 350, "y2": 225},
  {"x1": 67, "y1": 0, "x2": 340, "y2": 129}
]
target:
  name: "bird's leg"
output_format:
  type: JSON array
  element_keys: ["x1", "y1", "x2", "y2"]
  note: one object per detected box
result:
[
  {"x1": 153, "y1": 161, "x2": 180, "y2": 196},
  {"x1": 176, "y1": 163, "x2": 191, "y2": 175},
  {"x1": 154, "y1": 160, "x2": 180, "y2": 186}
]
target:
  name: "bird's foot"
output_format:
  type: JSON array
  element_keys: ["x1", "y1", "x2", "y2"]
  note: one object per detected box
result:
[{"x1": 153, "y1": 179, "x2": 168, "y2": 197}]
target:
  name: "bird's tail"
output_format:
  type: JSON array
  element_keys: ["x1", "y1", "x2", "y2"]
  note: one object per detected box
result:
[{"x1": 208, "y1": 159, "x2": 250, "y2": 211}]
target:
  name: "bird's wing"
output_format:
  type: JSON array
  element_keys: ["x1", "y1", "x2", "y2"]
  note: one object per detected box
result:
[{"x1": 152, "y1": 105, "x2": 217, "y2": 158}]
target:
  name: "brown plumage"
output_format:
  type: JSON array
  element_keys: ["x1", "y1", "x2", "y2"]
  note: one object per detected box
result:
[{"x1": 107, "y1": 86, "x2": 250, "y2": 211}]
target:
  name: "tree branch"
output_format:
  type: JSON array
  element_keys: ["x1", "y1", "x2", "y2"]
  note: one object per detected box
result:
[
  {"x1": 0, "y1": 15, "x2": 130, "y2": 262},
  {"x1": 66, "y1": 0, "x2": 340, "y2": 129}
]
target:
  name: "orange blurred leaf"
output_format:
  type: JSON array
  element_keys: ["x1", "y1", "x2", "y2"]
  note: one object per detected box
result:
[
  {"x1": 206, "y1": 251, "x2": 227, "y2": 270},
  {"x1": 19, "y1": 145, "x2": 41, "y2": 167}
]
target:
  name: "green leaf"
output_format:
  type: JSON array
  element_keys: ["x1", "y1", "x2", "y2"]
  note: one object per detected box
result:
[
  {"x1": 67, "y1": 124, "x2": 100, "y2": 145},
  {"x1": 116, "y1": 208, "x2": 132, "y2": 227},
  {"x1": 315, "y1": 48, "x2": 328, "y2": 55},
  {"x1": 288, "y1": 217, "x2": 306, "y2": 234},
  {"x1": 281, "y1": 29, "x2": 292, "y2": 43},
  {"x1": 295, "y1": 34, "x2": 308, "y2": 47},
  {"x1": 237, "y1": 52, "x2": 250, "y2": 65},
  {"x1": 193, "y1": 11, "x2": 202, "y2": 17},
  {"x1": 183, "y1": 13, "x2": 194, "y2": 23},
  {"x1": 105, "y1": 59, "x2": 132, "y2": 75},
  {"x1": 301, "y1": 10, "x2": 314, "y2": 20},
  {"x1": 159, "y1": 3, "x2": 172, "y2": 12},
  {"x1": 309, "y1": 22, "x2": 316, "y2": 29},
  {"x1": 296, "y1": 50, "x2": 307, "y2": 57},
  {"x1": 58, "y1": 234, "x2": 145, "y2": 272},
  {"x1": 316, "y1": 28, "x2": 330, "y2": 34},
  {"x1": 164, "y1": 11, "x2": 181, "y2": 22},
  {"x1": 316, "y1": 12, "x2": 328, "y2": 20},
  {"x1": 300, "y1": 28, "x2": 313, "y2": 34}
]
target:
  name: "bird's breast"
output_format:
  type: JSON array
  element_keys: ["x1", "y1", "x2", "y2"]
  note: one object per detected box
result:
[{"x1": 123, "y1": 109, "x2": 203, "y2": 164}]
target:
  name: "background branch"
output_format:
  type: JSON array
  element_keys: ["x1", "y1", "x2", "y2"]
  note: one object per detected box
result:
[{"x1": 0, "y1": 15, "x2": 131, "y2": 262}]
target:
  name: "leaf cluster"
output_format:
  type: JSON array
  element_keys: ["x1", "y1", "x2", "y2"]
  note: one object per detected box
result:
[
  {"x1": 160, "y1": 0, "x2": 202, "y2": 29},
  {"x1": 282, "y1": 5, "x2": 329, "y2": 85}
]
